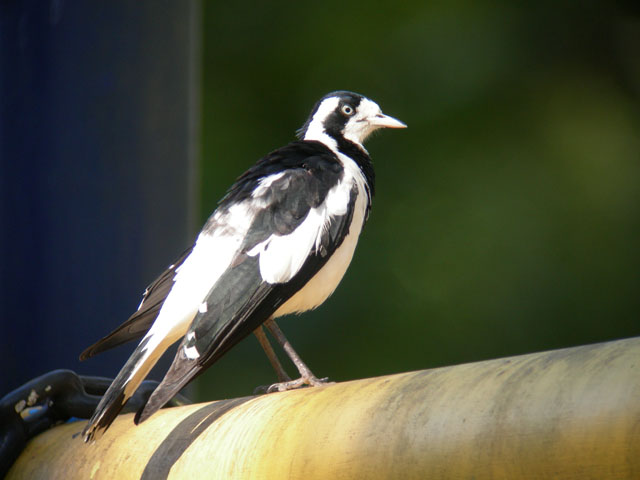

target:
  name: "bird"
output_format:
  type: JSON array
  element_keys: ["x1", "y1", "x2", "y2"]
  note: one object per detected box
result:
[{"x1": 79, "y1": 90, "x2": 406, "y2": 442}]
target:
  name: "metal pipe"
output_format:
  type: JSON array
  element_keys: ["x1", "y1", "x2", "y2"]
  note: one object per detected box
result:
[{"x1": 7, "y1": 337, "x2": 640, "y2": 479}]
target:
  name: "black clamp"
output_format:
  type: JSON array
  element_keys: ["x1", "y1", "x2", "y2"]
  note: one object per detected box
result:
[{"x1": 0, "y1": 370, "x2": 190, "y2": 477}]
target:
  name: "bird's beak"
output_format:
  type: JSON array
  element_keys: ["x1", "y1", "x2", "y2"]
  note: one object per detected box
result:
[{"x1": 370, "y1": 113, "x2": 407, "y2": 129}]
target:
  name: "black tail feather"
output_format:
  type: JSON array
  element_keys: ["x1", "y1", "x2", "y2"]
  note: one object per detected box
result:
[
  {"x1": 79, "y1": 315, "x2": 155, "y2": 361},
  {"x1": 134, "y1": 349, "x2": 199, "y2": 425},
  {"x1": 82, "y1": 338, "x2": 152, "y2": 442},
  {"x1": 82, "y1": 389, "x2": 127, "y2": 442}
]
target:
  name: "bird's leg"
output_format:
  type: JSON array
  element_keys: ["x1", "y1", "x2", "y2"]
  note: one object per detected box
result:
[
  {"x1": 253, "y1": 326, "x2": 291, "y2": 383},
  {"x1": 263, "y1": 317, "x2": 332, "y2": 392}
]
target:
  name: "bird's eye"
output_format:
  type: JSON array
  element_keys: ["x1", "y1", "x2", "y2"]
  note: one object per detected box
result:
[{"x1": 341, "y1": 105, "x2": 354, "y2": 116}]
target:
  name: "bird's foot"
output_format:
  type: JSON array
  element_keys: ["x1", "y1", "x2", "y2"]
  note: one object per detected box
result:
[{"x1": 265, "y1": 374, "x2": 333, "y2": 393}]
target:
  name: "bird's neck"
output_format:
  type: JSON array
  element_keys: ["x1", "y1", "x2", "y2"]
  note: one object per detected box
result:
[{"x1": 303, "y1": 131, "x2": 376, "y2": 199}]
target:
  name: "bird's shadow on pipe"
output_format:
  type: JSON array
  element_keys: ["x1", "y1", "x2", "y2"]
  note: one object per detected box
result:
[{"x1": 141, "y1": 395, "x2": 256, "y2": 479}]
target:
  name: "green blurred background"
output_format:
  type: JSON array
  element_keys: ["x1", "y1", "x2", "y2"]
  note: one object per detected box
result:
[
  {"x1": 1, "y1": 0, "x2": 638, "y2": 403},
  {"x1": 195, "y1": 1, "x2": 640, "y2": 400}
]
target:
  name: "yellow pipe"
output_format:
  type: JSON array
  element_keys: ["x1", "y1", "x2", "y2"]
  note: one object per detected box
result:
[{"x1": 7, "y1": 337, "x2": 640, "y2": 479}]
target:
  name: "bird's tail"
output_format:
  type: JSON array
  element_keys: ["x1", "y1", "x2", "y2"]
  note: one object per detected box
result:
[{"x1": 81, "y1": 334, "x2": 170, "y2": 443}]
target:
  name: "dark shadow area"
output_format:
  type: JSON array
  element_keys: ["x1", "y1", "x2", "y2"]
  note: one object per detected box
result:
[
  {"x1": 140, "y1": 396, "x2": 255, "y2": 480},
  {"x1": 0, "y1": 2, "x2": 198, "y2": 393}
]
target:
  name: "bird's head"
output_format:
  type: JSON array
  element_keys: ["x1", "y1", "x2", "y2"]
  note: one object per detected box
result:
[{"x1": 298, "y1": 91, "x2": 406, "y2": 150}]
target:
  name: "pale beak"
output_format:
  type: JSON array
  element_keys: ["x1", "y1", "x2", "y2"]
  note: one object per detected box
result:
[{"x1": 370, "y1": 113, "x2": 407, "y2": 129}]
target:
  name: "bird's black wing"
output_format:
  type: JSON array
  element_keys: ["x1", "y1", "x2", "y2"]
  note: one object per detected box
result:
[
  {"x1": 79, "y1": 247, "x2": 193, "y2": 360},
  {"x1": 136, "y1": 144, "x2": 357, "y2": 423}
]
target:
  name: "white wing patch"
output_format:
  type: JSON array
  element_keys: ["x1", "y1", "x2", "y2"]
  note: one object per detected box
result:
[
  {"x1": 248, "y1": 178, "x2": 353, "y2": 284},
  {"x1": 252, "y1": 172, "x2": 286, "y2": 198},
  {"x1": 184, "y1": 344, "x2": 200, "y2": 360},
  {"x1": 247, "y1": 207, "x2": 325, "y2": 284}
]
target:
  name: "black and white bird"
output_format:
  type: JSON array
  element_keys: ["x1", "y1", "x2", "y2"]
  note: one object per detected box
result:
[{"x1": 80, "y1": 91, "x2": 406, "y2": 442}]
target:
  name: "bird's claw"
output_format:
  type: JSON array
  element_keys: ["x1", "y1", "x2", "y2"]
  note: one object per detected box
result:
[{"x1": 264, "y1": 375, "x2": 333, "y2": 393}]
